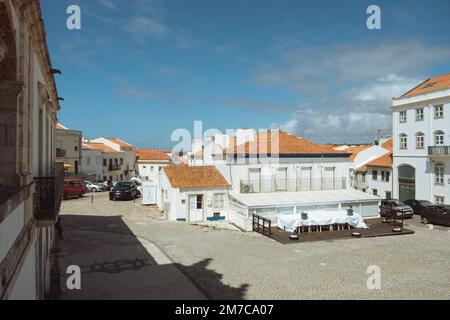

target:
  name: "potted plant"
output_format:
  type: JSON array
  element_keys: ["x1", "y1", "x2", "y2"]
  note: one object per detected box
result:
[{"x1": 301, "y1": 212, "x2": 309, "y2": 220}]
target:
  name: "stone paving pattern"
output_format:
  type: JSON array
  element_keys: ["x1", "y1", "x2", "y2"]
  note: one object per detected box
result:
[{"x1": 59, "y1": 193, "x2": 450, "y2": 300}]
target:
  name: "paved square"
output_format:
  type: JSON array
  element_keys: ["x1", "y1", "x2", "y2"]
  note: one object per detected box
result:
[{"x1": 59, "y1": 193, "x2": 450, "y2": 299}]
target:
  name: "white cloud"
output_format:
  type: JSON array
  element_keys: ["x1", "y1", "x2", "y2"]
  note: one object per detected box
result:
[{"x1": 258, "y1": 40, "x2": 450, "y2": 143}]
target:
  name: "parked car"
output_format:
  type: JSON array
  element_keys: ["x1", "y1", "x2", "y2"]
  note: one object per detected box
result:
[
  {"x1": 379, "y1": 199, "x2": 414, "y2": 220},
  {"x1": 92, "y1": 180, "x2": 112, "y2": 190},
  {"x1": 63, "y1": 178, "x2": 87, "y2": 199},
  {"x1": 420, "y1": 206, "x2": 450, "y2": 226},
  {"x1": 404, "y1": 199, "x2": 438, "y2": 215},
  {"x1": 109, "y1": 181, "x2": 139, "y2": 200},
  {"x1": 84, "y1": 181, "x2": 105, "y2": 192},
  {"x1": 132, "y1": 180, "x2": 142, "y2": 195}
]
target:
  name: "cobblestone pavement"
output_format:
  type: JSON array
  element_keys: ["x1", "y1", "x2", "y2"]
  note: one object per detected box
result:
[{"x1": 60, "y1": 192, "x2": 450, "y2": 300}]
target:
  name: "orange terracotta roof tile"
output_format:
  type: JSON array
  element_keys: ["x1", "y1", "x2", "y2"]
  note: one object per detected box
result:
[
  {"x1": 224, "y1": 130, "x2": 349, "y2": 156},
  {"x1": 56, "y1": 123, "x2": 68, "y2": 130},
  {"x1": 135, "y1": 148, "x2": 171, "y2": 161},
  {"x1": 366, "y1": 152, "x2": 392, "y2": 168},
  {"x1": 104, "y1": 137, "x2": 133, "y2": 148},
  {"x1": 401, "y1": 73, "x2": 450, "y2": 98},
  {"x1": 381, "y1": 138, "x2": 392, "y2": 151},
  {"x1": 83, "y1": 142, "x2": 121, "y2": 153},
  {"x1": 344, "y1": 145, "x2": 372, "y2": 161},
  {"x1": 164, "y1": 166, "x2": 230, "y2": 189}
]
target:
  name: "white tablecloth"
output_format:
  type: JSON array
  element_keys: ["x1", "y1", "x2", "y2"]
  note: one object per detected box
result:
[{"x1": 277, "y1": 210, "x2": 368, "y2": 232}]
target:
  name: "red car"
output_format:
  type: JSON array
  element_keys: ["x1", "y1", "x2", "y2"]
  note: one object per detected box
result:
[{"x1": 63, "y1": 178, "x2": 86, "y2": 199}]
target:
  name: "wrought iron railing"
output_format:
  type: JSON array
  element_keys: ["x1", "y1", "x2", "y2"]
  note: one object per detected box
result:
[
  {"x1": 240, "y1": 177, "x2": 346, "y2": 193},
  {"x1": 428, "y1": 146, "x2": 450, "y2": 156},
  {"x1": 33, "y1": 163, "x2": 64, "y2": 225},
  {"x1": 252, "y1": 214, "x2": 272, "y2": 236}
]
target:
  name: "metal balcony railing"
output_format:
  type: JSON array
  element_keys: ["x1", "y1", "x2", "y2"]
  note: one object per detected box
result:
[
  {"x1": 240, "y1": 177, "x2": 347, "y2": 193},
  {"x1": 108, "y1": 164, "x2": 121, "y2": 171},
  {"x1": 33, "y1": 163, "x2": 64, "y2": 226},
  {"x1": 428, "y1": 146, "x2": 450, "y2": 156},
  {"x1": 56, "y1": 148, "x2": 66, "y2": 158}
]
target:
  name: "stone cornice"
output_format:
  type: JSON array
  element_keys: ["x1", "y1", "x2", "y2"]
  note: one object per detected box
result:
[{"x1": 12, "y1": 0, "x2": 59, "y2": 113}]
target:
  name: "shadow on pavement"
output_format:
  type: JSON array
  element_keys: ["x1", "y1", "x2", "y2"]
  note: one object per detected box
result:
[{"x1": 57, "y1": 214, "x2": 248, "y2": 300}]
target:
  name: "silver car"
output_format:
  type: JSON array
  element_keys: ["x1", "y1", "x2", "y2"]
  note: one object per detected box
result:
[{"x1": 84, "y1": 181, "x2": 105, "y2": 192}]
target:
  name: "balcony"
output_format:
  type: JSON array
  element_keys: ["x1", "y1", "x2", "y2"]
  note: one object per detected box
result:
[
  {"x1": 56, "y1": 148, "x2": 66, "y2": 158},
  {"x1": 108, "y1": 164, "x2": 121, "y2": 171},
  {"x1": 33, "y1": 163, "x2": 64, "y2": 226},
  {"x1": 240, "y1": 177, "x2": 347, "y2": 194},
  {"x1": 428, "y1": 146, "x2": 450, "y2": 156}
]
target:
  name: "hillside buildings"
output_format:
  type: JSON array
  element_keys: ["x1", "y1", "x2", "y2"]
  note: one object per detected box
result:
[
  {"x1": 392, "y1": 73, "x2": 450, "y2": 204},
  {"x1": 0, "y1": 0, "x2": 62, "y2": 299}
]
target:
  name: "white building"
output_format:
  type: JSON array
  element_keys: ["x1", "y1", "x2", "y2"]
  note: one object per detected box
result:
[
  {"x1": 159, "y1": 166, "x2": 230, "y2": 222},
  {"x1": 89, "y1": 137, "x2": 137, "y2": 181},
  {"x1": 81, "y1": 143, "x2": 103, "y2": 179},
  {"x1": 135, "y1": 148, "x2": 172, "y2": 181},
  {"x1": 184, "y1": 129, "x2": 380, "y2": 231},
  {"x1": 353, "y1": 138, "x2": 393, "y2": 199},
  {"x1": 392, "y1": 73, "x2": 450, "y2": 205},
  {"x1": 1, "y1": 0, "x2": 62, "y2": 299},
  {"x1": 55, "y1": 123, "x2": 82, "y2": 175}
]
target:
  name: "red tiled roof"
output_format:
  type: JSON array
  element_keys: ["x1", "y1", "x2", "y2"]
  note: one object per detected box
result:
[
  {"x1": 366, "y1": 152, "x2": 392, "y2": 168},
  {"x1": 104, "y1": 138, "x2": 133, "y2": 148},
  {"x1": 163, "y1": 166, "x2": 230, "y2": 189},
  {"x1": 381, "y1": 138, "x2": 393, "y2": 151},
  {"x1": 224, "y1": 130, "x2": 349, "y2": 156},
  {"x1": 342, "y1": 145, "x2": 372, "y2": 161},
  {"x1": 83, "y1": 142, "x2": 121, "y2": 153},
  {"x1": 401, "y1": 73, "x2": 450, "y2": 98},
  {"x1": 135, "y1": 148, "x2": 171, "y2": 161}
]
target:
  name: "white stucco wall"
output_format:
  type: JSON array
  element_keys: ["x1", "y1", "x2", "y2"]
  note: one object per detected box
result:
[{"x1": 392, "y1": 91, "x2": 450, "y2": 204}]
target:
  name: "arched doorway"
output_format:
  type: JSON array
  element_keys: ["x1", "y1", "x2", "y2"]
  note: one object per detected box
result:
[{"x1": 398, "y1": 165, "x2": 415, "y2": 203}]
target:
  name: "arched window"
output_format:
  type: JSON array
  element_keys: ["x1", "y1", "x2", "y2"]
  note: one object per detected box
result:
[
  {"x1": 399, "y1": 133, "x2": 408, "y2": 149},
  {"x1": 434, "y1": 130, "x2": 445, "y2": 146},
  {"x1": 415, "y1": 132, "x2": 425, "y2": 149}
]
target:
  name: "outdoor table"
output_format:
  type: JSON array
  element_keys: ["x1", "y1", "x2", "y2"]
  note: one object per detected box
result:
[{"x1": 277, "y1": 210, "x2": 368, "y2": 233}]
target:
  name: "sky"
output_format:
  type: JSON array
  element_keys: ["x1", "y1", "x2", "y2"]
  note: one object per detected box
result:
[{"x1": 41, "y1": 0, "x2": 450, "y2": 149}]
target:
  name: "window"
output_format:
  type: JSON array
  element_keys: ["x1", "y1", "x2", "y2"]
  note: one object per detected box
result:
[
  {"x1": 416, "y1": 132, "x2": 424, "y2": 149},
  {"x1": 435, "y1": 164, "x2": 444, "y2": 184},
  {"x1": 435, "y1": 196, "x2": 445, "y2": 205},
  {"x1": 142, "y1": 166, "x2": 146, "y2": 169},
  {"x1": 399, "y1": 134, "x2": 408, "y2": 149},
  {"x1": 213, "y1": 193, "x2": 225, "y2": 209},
  {"x1": 434, "y1": 130, "x2": 445, "y2": 146},
  {"x1": 416, "y1": 108, "x2": 424, "y2": 120},
  {"x1": 399, "y1": 111, "x2": 407, "y2": 123},
  {"x1": 74, "y1": 145, "x2": 78, "y2": 151},
  {"x1": 434, "y1": 105, "x2": 444, "y2": 118},
  {"x1": 120, "y1": 158, "x2": 124, "y2": 165},
  {"x1": 196, "y1": 195, "x2": 203, "y2": 209},
  {"x1": 384, "y1": 171, "x2": 390, "y2": 182},
  {"x1": 372, "y1": 189, "x2": 378, "y2": 196},
  {"x1": 150, "y1": 166, "x2": 154, "y2": 171},
  {"x1": 362, "y1": 173, "x2": 366, "y2": 183},
  {"x1": 372, "y1": 170, "x2": 378, "y2": 180},
  {"x1": 385, "y1": 191, "x2": 392, "y2": 199}
]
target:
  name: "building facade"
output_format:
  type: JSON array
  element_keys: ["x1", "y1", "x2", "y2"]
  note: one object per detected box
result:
[
  {"x1": 55, "y1": 123, "x2": 82, "y2": 175},
  {"x1": 90, "y1": 137, "x2": 136, "y2": 181},
  {"x1": 392, "y1": 73, "x2": 450, "y2": 204},
  {"x1": 135, "y1": 148, "x2": 172, "y2": 181},
  {"x1": 81, "y1": 143, "x2": 103, "y2": 180},
  {"x1": 0, "y1": 0, "x2": 63, "y2": 299}
]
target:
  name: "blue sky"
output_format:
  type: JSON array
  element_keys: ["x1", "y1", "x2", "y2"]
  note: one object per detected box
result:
[{"x1": 41, "y1": 0, "x2": 450, "y2": 148}]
